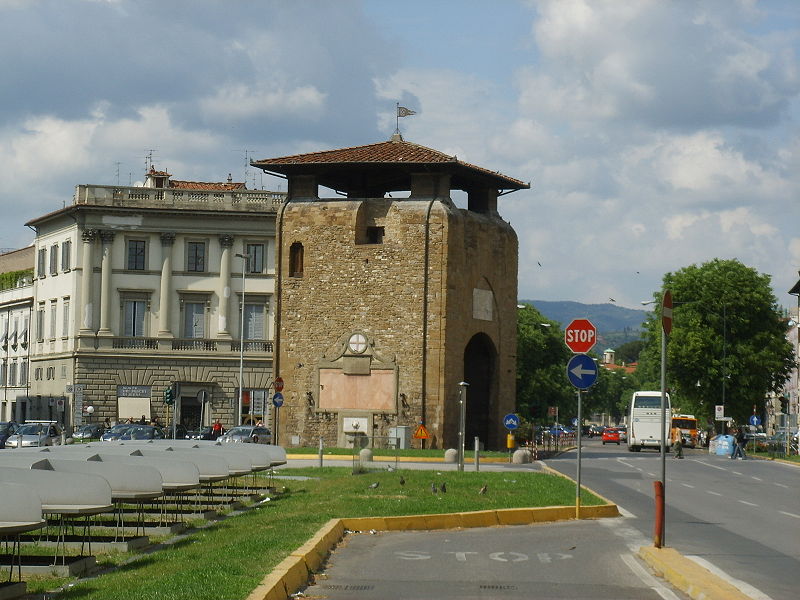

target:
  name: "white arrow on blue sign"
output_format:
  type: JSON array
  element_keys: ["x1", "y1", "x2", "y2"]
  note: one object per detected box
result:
[
  {"x1": 272, "y1": 392, "x2": 284, "y2": 408},
  {"x1": 749, "y1": 415, "x2": 761, "y2": 426},
  {"x1": 566, "y1": 354, "x2": 598, "y2": 389},
  {"x1": 503, "y1": 414, "x2": 520, "y2": 430}
]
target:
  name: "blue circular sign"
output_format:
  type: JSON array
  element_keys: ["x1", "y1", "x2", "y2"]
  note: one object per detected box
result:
[
  {"x1": 572, "y1": 417, "x2": 579, "y2": 427},
  {"x1": 272, "y1": 392, "x2": 284, "y2": 408},
  {"x1": 503, "y1": 413, "x2": 520, "y2": 430},
  {"x1": 749, "y1": 414, "x2": 761, "y2": 426},
  {"x1": 566, "y1": 354, "x2": 598, "y2": 389}
]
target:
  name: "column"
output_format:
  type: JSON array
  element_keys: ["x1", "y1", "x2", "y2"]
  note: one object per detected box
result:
[
  {"x1": 79, "y1": 229, "x2": 97, "y2": 333},
  {"x1": 217, "y1": 234, "x2": 234, "y2": 338},
  {"x1": 158, "y1": 232, "x2": 176, "y2": 337},
  {"x1": 97, "y1": 230, "x2": 115, "y2": 336}
]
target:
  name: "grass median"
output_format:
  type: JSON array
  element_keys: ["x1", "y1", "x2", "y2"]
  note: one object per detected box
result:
[{"x1": 37, "y1": 466, "x2": 603, "y2": 600}]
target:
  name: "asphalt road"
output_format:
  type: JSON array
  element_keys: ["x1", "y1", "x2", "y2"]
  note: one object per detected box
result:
[
  {"x1": 543, "y1": 439, "x2": 800, "y2": 600},
  {"x1": 302, "y1": 518, "x2": 688, "y2": 600}
]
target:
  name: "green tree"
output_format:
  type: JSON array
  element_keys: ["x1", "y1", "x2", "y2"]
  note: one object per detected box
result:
[
  {"x1": 614, "y1": 339, "x2": 645, "y2": 364},
  {"x1": 516, "y1": 303, "x2": 573, "y2": 425},
  {"x1": 638, "y1": 259, "x2": 795, "y2": 426}
]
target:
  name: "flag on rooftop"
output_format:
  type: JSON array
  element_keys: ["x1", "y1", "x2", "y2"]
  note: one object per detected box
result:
[{"x1": 397, "y1": 106, "x2": 416, "y2": 117}]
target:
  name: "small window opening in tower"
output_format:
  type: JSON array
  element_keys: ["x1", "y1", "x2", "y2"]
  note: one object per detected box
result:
[
  {"x1": 366, "y1": 226, "x2": 385, "y2": 244},
  {"x1": 289, "y1": 242, "x2": 304, "y2": 278}
]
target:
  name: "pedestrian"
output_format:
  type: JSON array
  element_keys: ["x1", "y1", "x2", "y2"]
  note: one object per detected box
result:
[
  {"x1": 731, "y1": 427, "x2": 746, "y2": 459},
  {"x1": 671, "y1": 426, "x2": 684, "y2": 459},
  {"x1": 139, "y1": 414, "x2": 147, "y2": 425},
  {"x1": 211, "y1": 419, "x2": 224, "y2": 440},
  {"x1": 103, "y1": 417, "x2": 111, "y2": 430}
]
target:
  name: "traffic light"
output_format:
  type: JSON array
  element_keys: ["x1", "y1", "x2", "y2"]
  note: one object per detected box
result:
[{"x1": 163, "y1": 386, "x2": 174, "y2": 406}]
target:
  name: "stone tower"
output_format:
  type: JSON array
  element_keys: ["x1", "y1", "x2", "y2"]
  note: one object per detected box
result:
[{"x1": 252, "y1": 135, "x2": 528, "y2": 449}]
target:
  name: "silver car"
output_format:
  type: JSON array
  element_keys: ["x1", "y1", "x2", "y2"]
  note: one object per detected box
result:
[
  {"x1": 4, "y1": 421, "x2": 63, "y2": 448},
  {"x1": 217, "y1": 425, "x2": 272, "y2": 445}
]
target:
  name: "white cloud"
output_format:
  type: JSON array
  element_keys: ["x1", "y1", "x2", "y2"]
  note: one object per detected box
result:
[{"x1": 199, "y1": 84, "x2": 327, "y2": 121}]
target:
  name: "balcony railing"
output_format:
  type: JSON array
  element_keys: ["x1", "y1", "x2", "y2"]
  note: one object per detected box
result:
[
  {"x1": 87, "y1": 335, "x2": 273, "y2": 355},
  {"x1": 75, "y1": 184, "x2": 286, "y2": 213}
]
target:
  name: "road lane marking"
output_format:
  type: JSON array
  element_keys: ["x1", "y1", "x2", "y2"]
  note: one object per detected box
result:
[
  {"x1": 706, "y1": 490, "x2": 722, "y2": 496},
  {"x1": 738, "y1": 500, "x2": 758, "y2": 507},
  {"x1": 681, "y1": 483, "x2": 694, "y2": 488},
  {"x1": 779, "y1": 511, "x2": 800, "y2": 519},
  {"x1": 751, "y1": 476, "x2": 762, "y2": 481},
  {"x1": 773, "y1": 482, "x2": 788, "y2": 489},
  {"x1": 732, "y1": 471, "x2": 743, "y2": 475},
  {"x1": 687, "y1": 555, "x2": 774, "y2": 600},
  {"x1": 621, "y1": 553, "x2": 680, "y2": 600},
  {"x1": 617, "y1": 504, "x2": 637, "y2": 518}
]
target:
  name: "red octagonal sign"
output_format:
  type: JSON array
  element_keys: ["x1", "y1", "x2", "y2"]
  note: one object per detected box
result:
[{"x1": 565, "y1": 318, "x2": 597, "y2": 354}]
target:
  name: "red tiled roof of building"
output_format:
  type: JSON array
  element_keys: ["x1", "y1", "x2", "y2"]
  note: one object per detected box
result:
[
  {"x1": 252, "y1": 136, "x2": 529, "y2": 191},
  {"x1": 169, "y1": 180, "x2": 246, "y2": 191}
]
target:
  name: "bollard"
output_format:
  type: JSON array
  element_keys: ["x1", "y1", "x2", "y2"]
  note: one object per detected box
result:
[
  {"x1": 474, "y1": 436, "x2": 480, "y2": 472},
  {"x1": 653, "y1": 480, "x2": 664, "y2": 548},
  {"x1": 318, "y1": 437, "x2": 323, "y2": 468}
]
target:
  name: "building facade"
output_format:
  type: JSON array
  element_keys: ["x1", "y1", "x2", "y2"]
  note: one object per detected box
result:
[
  {"x1": 0, "y1": 247, "x2": 34, "y2": 421},
  {"x1": 253, "y1": 135, "x2": 527, "y2": 449},
  {"x1": 23, "y1": 169, "x2": 284, "y2": 431}
]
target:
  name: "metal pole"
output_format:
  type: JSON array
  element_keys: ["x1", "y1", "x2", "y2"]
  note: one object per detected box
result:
[
  {"x1": 659, "y1": 322, "x2": 667, "y2": 546},
  {"x1": 458, "y1": 382, "x2": 469, "y2": 472},
  {"x1": 576, "y1": 389, "x2": 582, "y2": 519},
  {"x1": 474, "y1": 436, "x2": 480, "y2": 472},
  {"x1": 235, "y1": 253, "x2": 249, "y2": 426}
]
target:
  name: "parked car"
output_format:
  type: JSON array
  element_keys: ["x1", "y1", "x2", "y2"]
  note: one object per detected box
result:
[
  {"x1": 4, "y1": 421, "x2": 62, "y2": 448},
  {"x1": 72, "y1": 423, "x2": 105, "y2": 441},
  {"x1": 602, "y1": 427, "x2": 623, "y2": 445},
  {"x1": 120, "y1": 424, "x2": 164, "y2": 440},
  {"x1": 588, "y1": 424, "x2": 605, "y2": 438},
  {"x1": 101, "y1": 423, "x2": 134, "y2": 441},
  {"x1": 162, "y1": 424, "x2": 189, "y2": 439},
  {"x1": 549, "y1": 425, "x2": 573, "y2": 436},
  {"x1": 0, "y1": 421, "x2": 18, "y2": 448},
  {"x1": 218, "y1": 425, "x2": 272, "y2": 445},
  {"x1": 189, "y1": 426, "x2": 214, "y2": 440}
]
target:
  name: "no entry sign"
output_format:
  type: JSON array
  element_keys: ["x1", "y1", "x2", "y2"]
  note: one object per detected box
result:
[{"x1": 565, "y1": 318, "x2": 597, "y2": 354}]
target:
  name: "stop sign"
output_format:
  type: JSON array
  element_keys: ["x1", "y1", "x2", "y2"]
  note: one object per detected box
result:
[{"x1": 565, "y1": 318, "x2": 597, "y2": 353}]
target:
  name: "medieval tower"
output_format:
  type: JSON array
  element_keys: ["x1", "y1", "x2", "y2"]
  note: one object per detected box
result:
[{"x1": 252, "y1": 135, "x2": 528, "y2": 449}]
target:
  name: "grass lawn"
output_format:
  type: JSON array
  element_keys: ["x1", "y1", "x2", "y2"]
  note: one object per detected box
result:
[{"x1": 36, "y1": 466, "x2": 602, "y2": 599}]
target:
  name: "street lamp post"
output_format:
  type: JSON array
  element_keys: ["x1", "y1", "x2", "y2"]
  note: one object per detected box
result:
[
  {"x1": 235, "y1": 252, "x2": 249, "y2": 426},
  {"x1": 457, "y1": 381, "x2": 469, "y2": 472}
]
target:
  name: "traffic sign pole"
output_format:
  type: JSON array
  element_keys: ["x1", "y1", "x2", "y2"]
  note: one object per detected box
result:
[{"x1": 576, "y1": 389, "x2": 582, "y2": 519}]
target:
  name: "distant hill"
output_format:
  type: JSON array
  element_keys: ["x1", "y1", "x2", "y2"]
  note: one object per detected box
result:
[{"x1": 522, "y1": 300, "x2": 648, "y2": 349}]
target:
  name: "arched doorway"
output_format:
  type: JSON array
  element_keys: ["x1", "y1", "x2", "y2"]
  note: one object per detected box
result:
[{"x1": 463, "y1": 333, "x2": 497, "y2": 448}]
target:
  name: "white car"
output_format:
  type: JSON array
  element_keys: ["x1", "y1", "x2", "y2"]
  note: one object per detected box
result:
[{"x1": 4, "y1": 421, "x2": 62, "y2": 448}]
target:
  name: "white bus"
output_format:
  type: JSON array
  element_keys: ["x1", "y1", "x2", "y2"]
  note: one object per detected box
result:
[{"x1": 627, "y1": 391, "x2": 671, "y2": 452}]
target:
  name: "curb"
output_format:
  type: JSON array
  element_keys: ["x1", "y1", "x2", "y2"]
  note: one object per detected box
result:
[
  {"x1": 638, "y1": 546, "x2": 753, "y2": 600},
  {"x1": 245, "y1": 504, "x2": 619, "y2": 600}
]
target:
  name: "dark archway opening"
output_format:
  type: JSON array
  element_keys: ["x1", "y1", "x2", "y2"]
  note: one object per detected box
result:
[{"x1": 463, "y1": 333, "x2": 497, "y2": 448}]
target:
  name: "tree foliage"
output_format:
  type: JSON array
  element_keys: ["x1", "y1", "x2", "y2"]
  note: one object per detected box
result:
[
  {"x1": 516, "y1": 303, "x2": 573, "y2": 423},
  {"x1": 637, "y1": 259, "x2": 795, "y2": 425}
]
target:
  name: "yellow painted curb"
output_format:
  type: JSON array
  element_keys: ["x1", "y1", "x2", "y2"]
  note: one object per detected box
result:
[{"x1": 638, "y1": 546, "x2": 752, "y2": 600}]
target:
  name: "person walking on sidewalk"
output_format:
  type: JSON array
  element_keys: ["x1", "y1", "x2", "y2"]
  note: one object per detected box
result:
[{"x1": 731, "y1": 427, "x2": 747, "y2": 459}]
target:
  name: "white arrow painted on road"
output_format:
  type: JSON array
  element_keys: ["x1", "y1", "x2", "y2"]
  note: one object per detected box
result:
[{"x1": 570, "y1": 363, "x2": 597, "y2": 379}]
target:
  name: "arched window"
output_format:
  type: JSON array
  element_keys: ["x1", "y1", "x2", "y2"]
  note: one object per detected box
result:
[{"x1": 289, "y1": 242, "x2": 304, "y2": 278}]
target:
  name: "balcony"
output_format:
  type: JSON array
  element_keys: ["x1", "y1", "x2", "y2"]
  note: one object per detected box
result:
[
  {"x1": 83, "y1": 334, "x2": 274, "y2": 356},
  {"x1": 74, "y1": 184, "x2": 286, "y2": 214}
]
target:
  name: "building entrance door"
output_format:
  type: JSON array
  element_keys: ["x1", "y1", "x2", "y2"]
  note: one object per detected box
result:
[
  {"x1": 463, "y1": 333, "x2": 497, "y2": 448},
  {"x1": 179, "y1": 397, "x2": 201, "y2": 430}
]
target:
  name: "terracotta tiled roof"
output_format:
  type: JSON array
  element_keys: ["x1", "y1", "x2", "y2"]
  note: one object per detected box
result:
[
  {"x1": 169, "y1": 180, "x2": 246, "y2": 191},
  {"x1": 252, "y1": 137, "x2": 529, "y2": 192}
]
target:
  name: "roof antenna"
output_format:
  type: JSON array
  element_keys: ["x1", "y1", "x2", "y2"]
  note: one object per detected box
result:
[{"x1": 144, "y1": 149, "x2": 157, "y2": 174}]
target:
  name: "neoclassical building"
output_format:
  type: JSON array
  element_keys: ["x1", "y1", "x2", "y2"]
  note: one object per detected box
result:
[
  {"x1": 22, "y1": 168, "x2": 284, "y2": 430},
  {"x1": 252, "y1": 134, "x2": 527, "y2": 449}
]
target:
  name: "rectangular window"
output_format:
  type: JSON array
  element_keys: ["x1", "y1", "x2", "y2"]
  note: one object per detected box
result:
[
  {"x1": 0, "y1": 362, "x2": 6, "y2": 386},
  {"x1": 183, "y1": 302, "x2": 205, "y2": 338},
  {"x1": 37, "y1": 248, "x2": 46, "y2": 278},
  {"x1": 36, "y1": 304, "x2": 45, "y2": 342},
  {"x1": 50, "y1": 244, "x2": 59, "y2": 275},
  {"x1": 19, "y1": 361, "x2": 28, "y2": 386},
  {"x1": 8, "y1": 362, "x2": 16, "y2": 387},
  {"x1": 289, "y1": 242, "x2": 304, "y2": 278},
  {"x1": 1, "y1": 316, "x2": 7, "y2": 348},
  {"x1": 187, "y1": 242, "x2": 206, "y2": 272},
  {"x1": 246, "y1": 243, "x2": 265, "y2": 274},
  {"x1": 49, "y1": 301, "x2": 57, "y2": 339},
  {"x1": 10, "y1": 317, "x2": 18, "y2": 346},
  {"x1": 124, "y1": 300, "x2": 147, "y2": 337},
  {"x1": 20, "y1": 315, "x2": 28, "y2": 347},
  {"x1": 61, "y1": 240, "x2": 71, "y2": 271},
  {"x1": 62, "y1": 298, "x2": 70, "y2": 337},
  {"x1": 127, "y1": 239, "x2": 146, "y2": 270},
  {"x1": 243, "y1": 303, "x2": 265, "y2": 339}
]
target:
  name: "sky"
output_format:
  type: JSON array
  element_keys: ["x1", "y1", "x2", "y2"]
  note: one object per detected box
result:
[{"x1": 1, "y1": 0, "x2": 798, "y2": 311}]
